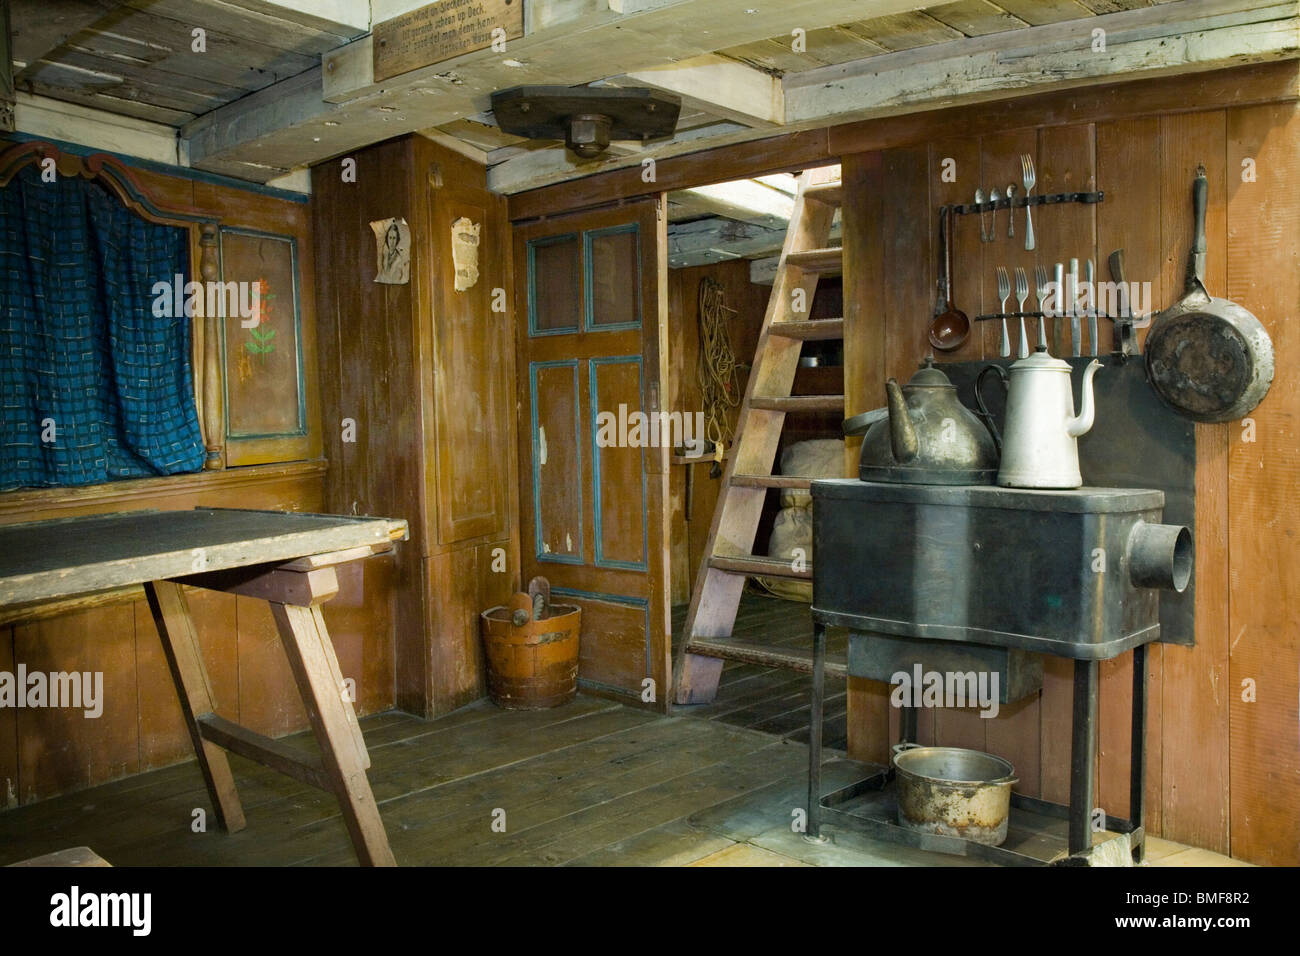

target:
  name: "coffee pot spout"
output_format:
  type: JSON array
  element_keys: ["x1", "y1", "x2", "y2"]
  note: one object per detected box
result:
[
  {"x1": 1066, "y1": 359, "x2": 1103, "y2": 438},
  {"x1": 886, "y1": 378, "x2": 919, "y2": 463}
]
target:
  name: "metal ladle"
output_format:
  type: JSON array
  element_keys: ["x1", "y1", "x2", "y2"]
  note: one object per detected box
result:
[{"x1": 928, "y1": 206, "x2": 970, "y2": 351}]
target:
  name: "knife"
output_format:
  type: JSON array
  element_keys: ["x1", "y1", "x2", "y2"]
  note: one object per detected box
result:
[
  {"x1": 1053, "y1": 261, "x2": 1065, "y2": 354},
  {"x1": 1068, "y1": 258, "x2": 1081, "y2": 357},
  {"x1": 1085, "y1": 258, "x2": 1098, "y2": 356},
  {"x1": 1108, "y1": 249, "x2": 1136, "y2": 359}
]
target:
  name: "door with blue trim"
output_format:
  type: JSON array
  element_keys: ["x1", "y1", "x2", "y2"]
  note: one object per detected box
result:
[{"x1": 513, "y1": 199, "x2": 670, "y2": 707}]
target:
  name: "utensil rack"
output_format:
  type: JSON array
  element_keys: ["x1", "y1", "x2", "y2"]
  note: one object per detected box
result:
[
  {"x1": 946, "y1": 190, "x2": 1104, "y2": 217},
  {"x1": 973, "y1": 309, "x2": 1122, "y2": 323}
]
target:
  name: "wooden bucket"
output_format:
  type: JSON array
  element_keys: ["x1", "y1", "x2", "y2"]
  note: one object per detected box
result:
[{"x1": 480, "y1": 592, "x2": 581, "y2": 710}]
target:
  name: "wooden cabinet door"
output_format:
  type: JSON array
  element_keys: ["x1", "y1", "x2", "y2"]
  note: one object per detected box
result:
[{"x1": 513, "y1": 199, "x2": 670, "y2": 705}]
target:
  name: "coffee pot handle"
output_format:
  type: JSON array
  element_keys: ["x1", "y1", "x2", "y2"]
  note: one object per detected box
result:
[{"x1": 974, "y1": 364, "x2": 1009, "y2": 455}]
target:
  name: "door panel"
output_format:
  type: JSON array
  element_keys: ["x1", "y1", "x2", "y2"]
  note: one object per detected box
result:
[
  {"x1": 530, "y1": 360, "x2": 584, "y2": 563},
  {"x1": 514, "y1": 199, "x2": 669, "y2": 704},
  {"x1": 590, "y1": 356, "x2": 647, "y2": 570}
]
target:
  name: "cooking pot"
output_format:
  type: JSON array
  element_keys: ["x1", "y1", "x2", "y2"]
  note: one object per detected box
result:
[{"x1": 892, "y1": 744, "x2": 1018, "y2": 846}]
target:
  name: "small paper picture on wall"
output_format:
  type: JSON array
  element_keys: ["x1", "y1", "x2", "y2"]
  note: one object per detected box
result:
[{"x1": 371, "y1": 217, "x2": 411, "y2": 284}]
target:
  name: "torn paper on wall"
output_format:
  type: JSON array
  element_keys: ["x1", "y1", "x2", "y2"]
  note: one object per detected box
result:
[{"x1": 451, "y1": 216, "x2": 481, "y2": 291}]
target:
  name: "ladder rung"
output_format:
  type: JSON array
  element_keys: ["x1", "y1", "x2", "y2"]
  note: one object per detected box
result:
[
  {"x1": 768, "y1": 318, "x2": 844, "y2": 341},
  {"x1": 709, "y1": 554, "x2": 812, "y2": 579},
  {"x1": 803, "y1": 182, "x2": 843, "y2": 206},
  {"x1": 750, "y1": 395, "x2": 845, "y2": 413},
  {"x1": 784, "y1": 247, "x2": 842, "y2": 273},
  {"x1": 729, "y1": 475, "x2": 813, "y2": 490},
  {"x1": 683, "y1": 638, "x2": 847, "y2": 677}
]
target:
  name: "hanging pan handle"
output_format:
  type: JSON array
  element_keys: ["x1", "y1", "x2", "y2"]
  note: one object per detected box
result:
[{"x1": 1186, "y1": 164, "x2": 1209, "y2": 296}]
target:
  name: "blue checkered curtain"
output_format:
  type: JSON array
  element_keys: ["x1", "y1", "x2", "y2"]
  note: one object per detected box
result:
[{"x1": 0, "y1": 165, "x2": 205, "y2": 490}]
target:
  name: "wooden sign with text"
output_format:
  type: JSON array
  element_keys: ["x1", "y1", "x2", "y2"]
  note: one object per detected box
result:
[{"x1": 373, "y1": 0, "x2": 525, "y2": 82}]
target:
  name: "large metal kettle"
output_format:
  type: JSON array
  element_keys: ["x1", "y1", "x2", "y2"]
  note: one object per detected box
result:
[
  {"x1": 997, "y1": 351, "x2": 1102, "y2": 489},
  {"x1": 859, "y1": 358, "x2": 999, "y2": 484}
]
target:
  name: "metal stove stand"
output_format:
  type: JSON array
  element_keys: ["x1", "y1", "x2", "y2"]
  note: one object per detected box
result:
[{"x1": 806, "y1": 622, "x2": 1151, "y2": 866}]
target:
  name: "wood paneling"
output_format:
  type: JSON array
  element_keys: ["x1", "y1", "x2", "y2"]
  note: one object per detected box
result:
[
  {"x1": 0, "y1": 154, "x2": 397, "y2": 805},
  {"x1": 14, "y1": 605, "x2": 138, "y2": 804},
  {"x1": 0, "y1": 627, "x2": 16, "y2": 808},
  {"x1": 1095, "y1": 115, "x2": 1165, "y2": 832},
  {"x1": 838, "y1": 74, "x2": 1300, "y2": 864},
  {"x1": 1225, "y1": 101, "x2": 1300, "y2": 866},
  {"x1": 311, "y1": 134, "x2": 518, "y2": 719}
]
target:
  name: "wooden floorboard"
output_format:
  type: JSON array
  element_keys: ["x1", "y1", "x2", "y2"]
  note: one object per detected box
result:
[{"x1": 0, "y1": 598, "x2": 1246, "y2": 867}]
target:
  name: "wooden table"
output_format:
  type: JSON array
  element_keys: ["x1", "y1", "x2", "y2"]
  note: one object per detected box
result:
[{"x1": 0, "y1": 508, "x2": 409, "y2": 867}]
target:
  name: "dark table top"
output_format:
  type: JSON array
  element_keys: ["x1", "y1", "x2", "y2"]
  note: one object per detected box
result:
[{"x1": 0, "y1": 508, "x2": 408, "y2": 606}]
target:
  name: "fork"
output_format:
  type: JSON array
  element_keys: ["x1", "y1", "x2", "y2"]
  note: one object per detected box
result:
[
  {"x1": 1021, "y1": 154, "x2": 1036, "y2": 251},
  {"x1": 1034, "y1": 264, "x2": 1050, "y2": 351},
  {"x1": 1014, "y1": 267, "x2": 1030, "y2": 359},
  {"x1": 996, "y1": 266, "x2": 1011, "y2": 357}
]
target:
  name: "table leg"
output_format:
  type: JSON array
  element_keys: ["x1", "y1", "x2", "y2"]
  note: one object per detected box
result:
[
  {"x1": 1129, "y1": 643, "x2": 1148, "y2": 863},
  {"x1": 270, "y1": 602, "x2": 397, "y2": 866},
  {"x1": 143, "y1": 581, "x2": 246, "y2": 833},
  {"x1": 1069, "y1": 658, "x2": 1100, "y2": 856},
  {"x1": 806, "y1": 621, "x2": 827, "y2": 843}
]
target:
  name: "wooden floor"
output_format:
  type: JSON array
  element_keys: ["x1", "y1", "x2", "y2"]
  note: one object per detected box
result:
[
  {"x1": 0, "y1": 590, "x2": 1244, "y2": 866},
  {"x1": 671, "y1": 591, "x2": 849, "y2": 751}
]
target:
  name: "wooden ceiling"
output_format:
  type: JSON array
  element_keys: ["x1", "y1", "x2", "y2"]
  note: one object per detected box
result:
[
  {"x1": 8, "y1": 0, "x2": 363, "y2": 126},
  {"x1": 422, "y1": 1, "x2": 1138, "y2": 164},
  {"x1": 719, "y1": 1, "x2": 1127, "y2": 74},
  {"x1": 6, "y1": 1, "x2": 1298, "y2": 192}
]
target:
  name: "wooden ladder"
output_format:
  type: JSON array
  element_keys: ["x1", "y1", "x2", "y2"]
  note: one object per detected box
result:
[{"x1": 673, "y1": 165, "x2": 846, "y2": 705}]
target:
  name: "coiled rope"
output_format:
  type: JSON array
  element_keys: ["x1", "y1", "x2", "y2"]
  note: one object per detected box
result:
[{"x1": 697, "y1": 276, "x2": 740, "y2": 449}]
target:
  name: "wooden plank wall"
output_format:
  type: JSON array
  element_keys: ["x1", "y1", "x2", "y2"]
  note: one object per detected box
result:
[
  {"x1": 0, "y1": 163, "x2": 398, "y2": 807},
  {"x1": 311, "y1": 135, "x2": 520, "y2": 719},
  {"x1": 840, "y1": 97, "x2": 1300, "y2": 866}
]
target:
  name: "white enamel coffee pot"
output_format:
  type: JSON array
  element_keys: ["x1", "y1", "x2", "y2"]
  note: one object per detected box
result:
[{"x1": 997, "y1": 351, "x2": 1102, "y2": 489}]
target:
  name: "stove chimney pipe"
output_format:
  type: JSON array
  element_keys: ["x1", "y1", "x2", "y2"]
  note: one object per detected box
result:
[{"x1": 1127, "y1": 522, "x2": 1193, "y2": 592}]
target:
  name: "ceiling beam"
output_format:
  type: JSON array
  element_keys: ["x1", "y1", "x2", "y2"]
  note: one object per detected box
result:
[
  {"x1": 784, "y1": 0, "x2": 1300, "y2": 124},
  {"x1": 614, "y1": 54, "x2": 784, "y2": 128},
  {"x1": 182, "y1": 0, "x2": 934, "y2": 180},
  {"x1": 486, "y1": 119, "x2": 753, "y2": 193},
  {"x1": 489, "y1": 0, "x2": 1300, "y2": 195},
  {"x1": 671, "y1": 179, "x2": 796, "y2": 228}
]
